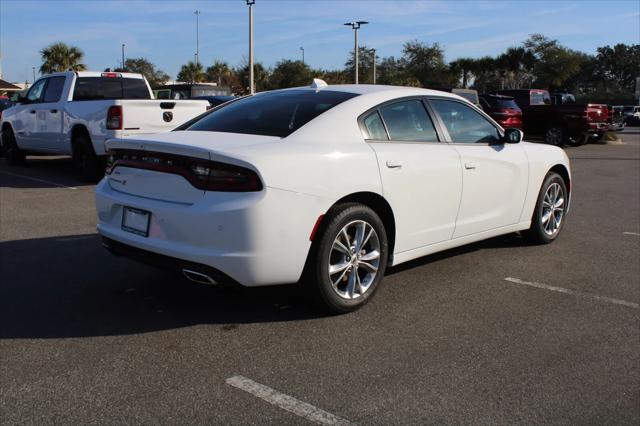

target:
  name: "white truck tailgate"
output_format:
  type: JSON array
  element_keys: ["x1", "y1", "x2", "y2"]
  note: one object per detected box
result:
[{"x1": 120, "y1": 100, "x2": 208, "y2": 136}]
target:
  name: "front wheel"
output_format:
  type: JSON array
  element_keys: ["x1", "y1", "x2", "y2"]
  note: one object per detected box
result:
[
  {"x1": 304, "y1": 203, "x2": 388, "y2": 313},
  {"x1": 1, "y1": 127, "x2": 26, "y2": 165},
  {"x1": 524, "y1": 172, "x2": 567, "y2": 244}
]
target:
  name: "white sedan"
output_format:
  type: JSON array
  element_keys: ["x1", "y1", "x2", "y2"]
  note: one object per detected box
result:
[{"x1": 96, "y1": 82, "x2": 571, "y2": 312}]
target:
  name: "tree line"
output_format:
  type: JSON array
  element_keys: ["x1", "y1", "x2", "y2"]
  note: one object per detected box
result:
[{"x1": 39, "y1": 35, "x2": 639, "y2": 103}]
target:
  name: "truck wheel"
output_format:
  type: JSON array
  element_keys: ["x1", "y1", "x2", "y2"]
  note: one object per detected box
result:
[
  {"x1": 544, "y1": 125, "x2": 566, "y2": 146},
  {"x1": 303, "y1": 203, "x2": 389, "y2": 313},
  {"x1": 1, "y1": 127, "x2": 26, "y2": 165},
  {"x1": 523, "y1": 171, "x2": 567, "y2": 244},
  {"x1": 72, "y1": 133, "x2": 102, "y2": 182}
]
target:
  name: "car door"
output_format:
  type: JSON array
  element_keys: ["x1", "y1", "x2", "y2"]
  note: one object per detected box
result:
[
  {"x1": 39, "y1": 76, "x2": 66, "y2": 152},
  {"x1": 12, "y1": 78, "x2": 47, "y2": 150},
  {"x1": 428, "y1": 98, "x2": 529, "y2": 238},
  {"x1": 363, "y1": 98, "x2": 462, "y2": 253}
]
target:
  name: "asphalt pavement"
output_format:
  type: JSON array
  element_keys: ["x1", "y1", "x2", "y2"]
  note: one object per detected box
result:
[{"x1": 1, "y1": 130, "x2": 639, "y2": 424}]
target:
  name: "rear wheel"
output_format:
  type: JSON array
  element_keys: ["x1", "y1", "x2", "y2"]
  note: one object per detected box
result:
[
  {"x1": 1, "y1": 127, "x2": 25, "y2": 165},
  {"x1": 72, "y1": 132, "x2": 102, "y2": 182},
  {"x1": 524, "y1": 172, "x2": 567, "y2": 244},
  {"x1": 303, "y1": 203, "x2": 388, "y2": 313},
  {"x1": 544, "y1": 125, "x2": 566, "y2": 146}
]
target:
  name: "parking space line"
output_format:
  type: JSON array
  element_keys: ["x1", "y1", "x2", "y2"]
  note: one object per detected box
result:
[
  {"x1": 55, "y1": 235, "x2": 97, "y2": 242},
  {"x1": 226, "y1": 375, "x2": 355, "y2": 425},
  {"x1": 504, "y1": 277, "x2": 639, "y2": 309},
  {"x1": 622, "y1": 232, "x2": 640, "y2": 236},
  {"x1": 0, "y1": 170, "x2": 78, "y2": 190}
]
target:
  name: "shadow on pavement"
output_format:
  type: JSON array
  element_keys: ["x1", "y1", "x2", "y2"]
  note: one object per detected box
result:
[
  {"x1": 0, "y1": 231, "x2": 531, "y2": 339},
  {"x1": 0, "y1": 157, "x2": 98, "y2": 189}
]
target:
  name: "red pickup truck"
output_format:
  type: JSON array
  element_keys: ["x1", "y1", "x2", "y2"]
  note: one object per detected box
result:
[{"x1": 497, "y1": 89, "x2": 609, "y2": 146}]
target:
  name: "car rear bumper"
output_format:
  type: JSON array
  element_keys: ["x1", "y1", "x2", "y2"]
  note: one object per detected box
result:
[{"x1": 95, "y1": 178, "x2": 325, "y2": 286}]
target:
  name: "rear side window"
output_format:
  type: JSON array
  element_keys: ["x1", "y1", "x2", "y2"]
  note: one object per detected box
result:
[
  {"x1": 379, "y1": 100, "x2": 438, "y2": 142},
  {"x1": 431, "y1": 99, "x2": 500, "y2": 144},
  {"x1": 73, "y1": 77, "x2": 151, "y2": 101},
  {"x1": 43, "y1": 77, "x2": 65, "y2": 103},
  {"x1": 362, "y1": 111, "x2": 388, "y2": 140},
  {"x1": 186, "y1": 89, "x2": 358, "y2": 138},
  {"x1": 530, "y1": 91, "x2": 551, "y2": 105}
]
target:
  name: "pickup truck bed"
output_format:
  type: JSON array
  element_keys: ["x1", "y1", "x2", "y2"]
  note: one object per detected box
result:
[{"x1": 1, "y1": 71, "x2": 209, "y2": 180}]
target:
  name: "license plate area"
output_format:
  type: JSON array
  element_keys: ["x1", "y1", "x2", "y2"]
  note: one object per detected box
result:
[{"x1": 121, "y1": 206, "x2": 150, "y2": 237}]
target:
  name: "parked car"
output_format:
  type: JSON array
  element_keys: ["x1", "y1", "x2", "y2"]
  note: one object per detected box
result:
[
  {"x1": 0, "y1": 96, "x2": 14, "y2": 120},
  {"x1": 191, "y1": 95, "x2": 235, "y2": 109},
  {"x1": 0, "y1": 71, "x2": 209, "y2": 180},
  {"x1": 154, "y1": 83, "x2": 231, "y2": 101},
  {"x1": 608, "y1": 105, "x2": 626, "y2": 131},
  {"x1": 497, "y1": 89, "x2": 609, "y2": 146},
  {"x1": 96, "y1": 82, "x2": 571, "y2": 313},
  {"x1": 622, "y1": 105, "x2": 640, "y2": 126},
  {"x1": 479, "y1": 94, "x2": 523, "y2": 129}
]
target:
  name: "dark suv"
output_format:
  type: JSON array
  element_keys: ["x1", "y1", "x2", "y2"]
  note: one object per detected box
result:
[{"x1": 479, "y1": 94, "x2": 522, "y2": 129}]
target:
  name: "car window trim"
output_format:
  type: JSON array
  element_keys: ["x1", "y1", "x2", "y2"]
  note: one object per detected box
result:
[
  {"x1": 424, "y1": 96, "x2": 505, "y2": 145},
  {"x1": 357, "y1": 96, "x2": 446, "y2": 144}
]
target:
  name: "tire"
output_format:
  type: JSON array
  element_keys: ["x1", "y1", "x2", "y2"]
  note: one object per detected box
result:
[
  {"x1": 524, "y1": 172, "x2": 567, "y2": 244},
  {"x1": 1, "y1": 127, "x2": 25, "y2": 165},
  {"x1": 303, "y1": 203, "x2": 389, "y2": 313},
  {"x1": 72, "y1": 132, "x2": 102, "y2": 182},
  {"x1": 544, "y1": 125, "x2": 566, "y2": 146}
]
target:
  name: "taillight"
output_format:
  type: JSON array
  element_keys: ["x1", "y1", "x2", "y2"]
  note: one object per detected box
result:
[
  {"x1": 107, "y1": 106, "x2": 123, "y2": 130},
  {"x1": 106, "y1": 149, "x2": 262, "y2": 192},
  {"x1": 189, "y1": 160, "x2": 262, "y2": 191}
]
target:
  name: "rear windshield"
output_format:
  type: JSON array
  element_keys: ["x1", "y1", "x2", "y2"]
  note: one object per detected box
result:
[
  {"x1": 186, "y1": 89, "x2": 359, "y2": 137},
  {"x1": 73, "y1": 77, "x2": 151, "y2": 101},
  {"x1": 530, "y1": 91, "x2": 551, "y2": 105},
  {"x1": 482, "y1": 96, "x2": 519, "y2": 110}
]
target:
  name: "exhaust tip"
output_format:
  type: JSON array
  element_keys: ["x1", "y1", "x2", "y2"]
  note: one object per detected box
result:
[{"x1": 182, "y1": 268, "x2": 217, "y2": 286}]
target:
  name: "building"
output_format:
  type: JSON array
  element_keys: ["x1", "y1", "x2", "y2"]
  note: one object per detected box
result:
[{"x1": 0, "y1": 78, "x2": 22, "y2": 96}]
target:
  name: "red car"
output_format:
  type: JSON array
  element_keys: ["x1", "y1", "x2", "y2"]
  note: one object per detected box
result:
[{"x1": 479, "y1": 94, "x2": 523, "y2": 129}]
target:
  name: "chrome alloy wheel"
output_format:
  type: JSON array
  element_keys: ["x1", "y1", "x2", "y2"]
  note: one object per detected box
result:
[
  {"x1": 542, "y1": 182, "x2": 565, "y2": 236},
  {"x1": 328, "y1": 220, "x2": 381, "y2": 300}
]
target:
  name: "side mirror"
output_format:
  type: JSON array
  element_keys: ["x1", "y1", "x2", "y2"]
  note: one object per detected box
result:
[
  {"x1": 503, "y1": 128, "x2": 523, "y2": 144},
  {"x1": 16, "y1": 95, "x2": 28, "y2": 104}
]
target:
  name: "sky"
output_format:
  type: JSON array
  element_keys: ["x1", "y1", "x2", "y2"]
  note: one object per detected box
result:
[{"x1": 1, "y1": 0, "x2": 638, "y2": 83}]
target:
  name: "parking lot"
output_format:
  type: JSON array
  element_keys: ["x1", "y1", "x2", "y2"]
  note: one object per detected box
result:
[{"x1": 1, "y1": 130, "x2": 638, "y2": 424}]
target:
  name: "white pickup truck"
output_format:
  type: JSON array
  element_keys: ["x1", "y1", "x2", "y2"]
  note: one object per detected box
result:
[{"x1": 0, "y1": 71, "x2": 209, "y2": 180}]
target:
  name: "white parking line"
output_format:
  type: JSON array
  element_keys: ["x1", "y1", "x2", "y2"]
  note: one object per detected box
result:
[
  {"x1": 504, "y1": 277, "x2": 639, "y2": 309},
  {"x1": 622, "y1": 232, "x2": 640, "y2": 236},
  {"x1": 0, "y1": 170, "x2": 78, "y2": 190},
  {"x1": 55, "y1": 235, "x2": 97, "y2": 242},
  {"x1": 226, "y1": 375, "x2": 355, "y2": 425}
]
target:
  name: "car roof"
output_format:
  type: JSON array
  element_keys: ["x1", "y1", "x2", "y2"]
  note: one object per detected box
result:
[{"x1": 270, "y1": 84, "x2": 463, "y2": 101}]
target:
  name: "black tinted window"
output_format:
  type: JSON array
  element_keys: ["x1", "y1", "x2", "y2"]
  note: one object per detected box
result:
[
  {"x1": 379, "y1": 100, "x2": 438, "y2": 142},
  {"x1": 73, "y1": 77, "x2": 150, "y2": 101},
  {"x1": 481, "y1": 96, "x2": 519, "y2": 110},
  {"x1": 363, "y1": 111, "x2": 388, "y2": 140},
  {"x1": 431, "y1": 99, "x2": 500, "y2": 144},
  {"x1": 43, "y1": 77, "x2": 65, "y2": 103},
  {"x1": 187, "y1": 90, "x2": 358, "y2": 137}
]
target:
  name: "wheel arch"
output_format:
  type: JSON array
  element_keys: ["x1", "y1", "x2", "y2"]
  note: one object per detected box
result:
[
  {"x1": 330, "y1": 191, "x2": 397, "y2": 261},
  {"x1": 550, "y1": 164, "x2": 571, "y2": 197},
  {"x1": 1, "y1": 121, "x2": 14, "y2": 134}
]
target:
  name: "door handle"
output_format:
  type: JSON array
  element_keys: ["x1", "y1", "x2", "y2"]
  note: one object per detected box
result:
[
  {"x1": 386, "y1": 160, "x2": 402, "y2": 169},
  {"x1": 29, "y1": 110, "x2": 36, "y2": 114},
  {"x1": 465, "y1": 161, "x2": 478, "y2": 170},
  {"x1": 50, "y1": 109, "x2": 58, "y2": 113}
]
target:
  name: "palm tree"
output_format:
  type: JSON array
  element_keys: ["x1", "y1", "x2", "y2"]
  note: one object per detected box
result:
[
  {"x1": 176, "y1": 61, "x2": 205, "y2": 84},
  {"x1": 206, "y1": 60, "x2": 234, "y2": 86},
  {"x1": 40, "y1": 42, "x2": 86, "y2": 74},
  {"x1": 449, "y1": 57, "x2": 475, "y2": 88}
]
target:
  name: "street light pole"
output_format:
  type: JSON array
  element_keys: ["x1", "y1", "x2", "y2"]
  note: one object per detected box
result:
[
  {"x1": 194, "y1": 10, "x2": 200, "y2": 67},
  {"x1": 300, "y1": 46, "x2": 305, "y2": 65},
  {"x1": 344, "y1": 21, "x2": 368, "y2": 84},
  {"x1": 372, "y1": 48, "x2": 376, "y2": 84},
  {"x1": 32, "y1": 67, "x2": 36, "y2": 83},
  {"x1": 121, "y1": 44, "x2": 125, "y2": 70},
  {"x1": 246, "y1": 0, "x2": 255, "y2": 95}
]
